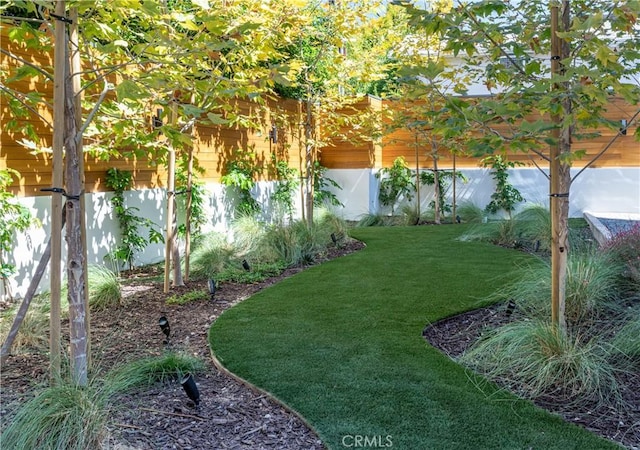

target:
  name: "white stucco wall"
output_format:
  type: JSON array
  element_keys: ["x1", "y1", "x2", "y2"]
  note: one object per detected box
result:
[{"x1": 3, "y1": 166, "x2": 639, "y2": 300}]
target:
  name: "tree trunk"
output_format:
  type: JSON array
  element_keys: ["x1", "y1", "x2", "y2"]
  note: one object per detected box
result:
[
  {"x1": 549, "y1": 1, "x2": 571, "y2": 333},
  {"x1": 415, "y1": 134, "x2": 421, "y2": 220},
  {"x1": 50, "y1": 0, "x2": 66, "y2": 383},
  {"x1": 64, "y1": 55, "x2": 88, "y2": 386},
  {"x1": 304, "y1": 91, "x2": 315, "y2": 226},
  {"x1": 431, "y1": 137, "x2": 441, "y2": 225}
]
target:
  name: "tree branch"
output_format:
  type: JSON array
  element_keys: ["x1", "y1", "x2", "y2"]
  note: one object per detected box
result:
[
  {"x1": 76, "y1": 79, "x2": 110, "y2": 145},
  {"x1": 571, "y1": 108, "x2": 640, "y2": 182},
  {"x1": 0, "y1": 83, "x2": 53, "y2": 128},
  {"x1": 0, "y1": 48, "x2": 54, "y2": 80}
]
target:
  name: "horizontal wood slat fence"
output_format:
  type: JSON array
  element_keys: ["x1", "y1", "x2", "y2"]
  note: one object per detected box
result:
[{"x1": 2, "y1": 26, "x2": 638, "y2": 197}]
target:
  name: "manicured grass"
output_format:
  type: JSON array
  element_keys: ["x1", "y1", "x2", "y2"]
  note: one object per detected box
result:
[{"x1": 209, "y1": 225, "x2": 619, "y2": 449}]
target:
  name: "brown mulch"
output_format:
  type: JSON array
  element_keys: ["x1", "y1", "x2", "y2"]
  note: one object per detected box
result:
[
  {"x1": 1, "y1": 241, "x2": 364, "y2": 450},
  {"x1": 424, "y1": 303, "x2": 640, "y2": 450},
  {"x1": 2, "y1": 237, "x2": 638, "y2": 449}
]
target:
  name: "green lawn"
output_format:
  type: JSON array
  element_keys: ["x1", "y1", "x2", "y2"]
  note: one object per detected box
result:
[{"x1": 209, "y1": 225, "x2": 619, "y2": 449}]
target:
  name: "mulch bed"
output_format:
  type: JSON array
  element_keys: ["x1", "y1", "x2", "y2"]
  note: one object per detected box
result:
[
  {"x1": 2, "y1": 237, "x2": 638, "y2": 449},
  {"x1": 424, "y1": 303, "x2": 640, "y2": 450}
]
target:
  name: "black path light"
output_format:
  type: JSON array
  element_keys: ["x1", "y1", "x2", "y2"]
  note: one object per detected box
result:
[
  {"x1": 242, "y1": 259, "x2": 251, "y2": 271},
  {"x1": 158, "y1": 315, "x2": 171, "y2": 344},
  {"x1": 331, "y1": 232, "x2": 338, "y2": 244},
  {"x1": 181, "y1": 372, "x2": 200, "y2": 407}
]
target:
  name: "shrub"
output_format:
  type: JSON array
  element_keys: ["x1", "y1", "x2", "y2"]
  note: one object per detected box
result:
[
  {"x1": 604, "y1": 223, "x2": 640, "y2": 287},
  {"x1": 513, "y1": 204, "x2": 550, "y2": 252},
  {"x1": 608, "y1": 312, "x2": 640, "y2": 370},
  {"x1": 189, "y1": 232, "x2": 235, "y2": 280},
  {"x1": 460, "y1": 320, "x2": 620, "y2": 406}
]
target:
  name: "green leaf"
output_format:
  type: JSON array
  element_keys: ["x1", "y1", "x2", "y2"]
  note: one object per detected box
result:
[
  {"x1": 206, "y1": 113, "x2": 229, "y2": 125},
  {"x1": 520, "y1": 119, "x2": 555, "y2": 134},
  {"x1": 115, "y1": 80, "x2": 145, "y2": 101}
]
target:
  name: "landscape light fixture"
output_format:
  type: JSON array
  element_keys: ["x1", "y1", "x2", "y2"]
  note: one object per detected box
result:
[
  {"x1": 455, "y1": 215, "x2": 461, "y2": 224},
  {"x1": 505, "y1": 299, "x2": 516, "y2": 318},
  {"x1": 331, "y1": 232, "x2": 337, "y2": 244},
  {"x1": 620, "y1": 119, "x2": 628, "y2": 135},
  {"x1": 158, "y1": 316, "x2": 171, "y2": 343},
  {"x1": 269, "y1": 125, "x2": 278, "y2": 144},
  {"x1": 242, "y1": 259, "x2": 251, "y2": 271},
  {"x1": 180, "y1": 373, "x2": 201, "y2": 407},
  {"x1": 208, "y1": 278, "x2": 216, "y2": 298}
]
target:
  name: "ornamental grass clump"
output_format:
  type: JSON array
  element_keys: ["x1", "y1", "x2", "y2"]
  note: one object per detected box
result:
[
  {"x1": 1, "y1": 381, "x2": 109, "y2": 450},
  {"x1": 87, "y1": 265, "x2": 122, "y2": 311},
  {"x1": 491, "y1": 250, "x2": 623, "y2": 327},
  {"x1": 105, "y1": 352, "x2": 205, "y2": 395},
  {"x1": 460, "y1": 320, "x2": 620, "y2": 406}
]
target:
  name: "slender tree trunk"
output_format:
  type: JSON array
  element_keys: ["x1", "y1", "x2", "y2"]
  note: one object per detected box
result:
[
  {"x1": 415, "y1": 134, "x2": 421, "y2": 221},
  {"x1": 431, "y1": 138, "x2": 440, "y2": 225},
  {"x1": 64, "y1": 55, "x2": 88, "y2": 386},
  {"x1": 550, "y1": 1, "x2": 571, "y2": 333},
  {"x1": 304, "y1": 88, "x2": 315, "y2": 226},
  {"x1": 452, "y1": 152, "x2": 457, "y2": 223},
  {"x1": 70, "y1": 7, "x2": 90, "y2": 369},
  {"x1": 184, "y1": 142, "x2": 194, "y2": 281},
  {"x1": 164, "y1": 101, "x2": 180, "y2": 291},
  {"x1": 50, "y1": 0, "x2": 66, "y2": 384}
]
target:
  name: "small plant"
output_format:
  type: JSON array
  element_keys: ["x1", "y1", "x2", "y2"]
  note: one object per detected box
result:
[
  {"x1": 105, "y1": 352, "x2": 206, "y2": 394},
  {"x1": 166, "y1": 290, "x2": 209, "y2": 305},
  {"x1": 376, "y1": 156, "x2": 414, "y2": 215},
  {"x1": 481, "y1": 155, "x2": 524, "y2": 219},
  {"x1": 356, "y1": 213, "x2": 387, "y2": 227},
  {"x1": 175, "y1": 154, "x2": 208, "y2": 237},
  {"x1": 456, "y1": 201, "x2": 485, "y2": 224},
  {"x1": 270, "y1": 154, "x2": 299, "y2": 222},
  {"x1": 221, "y1": 149, "x2": 261, "y2": 217},
  {"x1": 604, "y1": 223, "x2": 640, "y2": 286},
  {"x1": 105, "y1": 168, "x2": 164, "y2": 270},
  {"x1": 87, "y1": 265, "x2": 122, "y2": 311},
  {"x1": 512, "y1": 204, "x2": 551, "y2": 252},
  {"x1": 420, "y1": 169, "x2": 467, "y2": 221},
  {"x1": 608, "y1": 313, "x2": 640, "y2": 370},
  {"x1": 313, "y1": 161, "x2": 343, "y2": 208}
]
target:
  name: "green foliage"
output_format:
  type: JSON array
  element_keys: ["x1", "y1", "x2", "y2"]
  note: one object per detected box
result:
[
  {"x1": 0, "y1": 294, "x2": 50, "y2": 354},
  {"x1": 221, "y1": 149, "x2": 261, "y2": 217},
  {"x1": 87, "y1": 265, "x2": 122, "y2": 311},
  {"x1": 609, "y1": 312, "x2": 640, "y2": 370},
  {"x1": 312, "y1": 162, "x2": 343, "y2": 208},
  {"x1": 512, "y1": 205, "x2": 551, "y2": 252},
  {"x1": 420, "y1": 169, "x2": 467, "y2": 219},
  {"x1": 189, "y1": 232, "x2": 236, "y2": 280},
  {"x1": 456, "y1": 201, "x2": 485, "y2": 224},
  {"x1": 376, "y1": 156, "x2": 415, "y2": 215},
  {"x1": 105, "y1": 168, "x2": 163, "y2": 270},
  {"x1": 270, "y1": 155, "x2": 299, "y2": 222},
  {"x1": 356, "y1": 213, "x2": 388, "y2": 227},
  {"x1": 0, "y1": 169, "x2": 37, "y2": 286},
  {"x1": 461, "y1": 320, "x2": 620, "y2": 406},
  {"x1": 604, "y1": 223, "x2": 640, "y2": 287},
  {"x1": 481, "y1": 155, "x2": 524, "y2": 218},
  {"x1": 1, "y1": 382, "x2": 109, "y2": 450},
  {"x1": 175, "y1": 154, "x2": 207, "y2": 238},
  {"x1": 105, "y1": 352, "x2": 205, "y2": 395},
  {"x1": 166, "y1": 289, "x2": 209, "y2": 305}
]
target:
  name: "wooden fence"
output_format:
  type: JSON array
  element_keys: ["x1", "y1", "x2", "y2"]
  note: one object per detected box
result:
[{"x1": 2, "y1": 24, "x2": 638, "y2": 197}]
